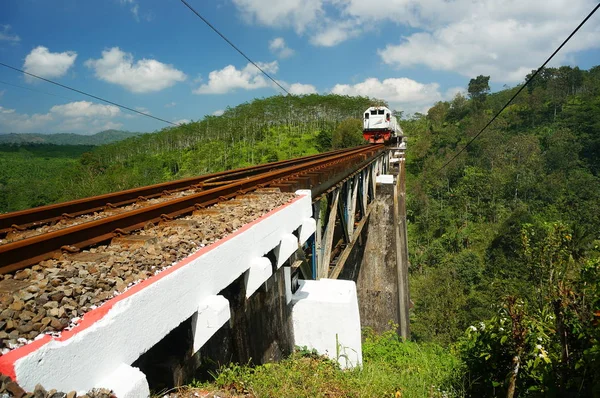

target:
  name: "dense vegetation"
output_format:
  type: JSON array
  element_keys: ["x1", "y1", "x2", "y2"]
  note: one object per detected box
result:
[
  {"x1": 405, "y1": 65, "x2": 600, "y2": 396},
  {"x1": 0, "y1": 144, "x2": 94, "y2": 211}
]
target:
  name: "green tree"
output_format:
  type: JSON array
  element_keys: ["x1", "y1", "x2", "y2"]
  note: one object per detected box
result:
[
  {"x1": 331, "y1": 118, "x2": 364, "y2": 149},
  {"x1": 468, "y1": 75, "x2": 491, "y2": 108}
]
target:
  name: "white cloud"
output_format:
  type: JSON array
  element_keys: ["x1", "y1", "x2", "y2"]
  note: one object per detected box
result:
[
  {"x1": 232, "y1": 0, "x2": 323, "y2": 33},
  {"x1": 310, "y1": 19, "x2": 361, "y2": 47},
  {"x1": 269, "y1": 37, "x2": 295, "y2": 58},
  {"x1": 0, "y1": 106, "x2": 16, "y2": 115},
  {"x1": 120, "y1": 0, "x2": 152, "y2": 22},
  {"x1": 134, "y1": 106, "x2": 151, "y2": 115},
  {"x1": 445, "y1": 86, "x2": 465, "y2": 100},
  {"x1": 379, "y1": 2, "x2": 600, "y2": 82},
  {"x1": 165, "y1": 102, "x2": 177, "y2": 108},
  {"x1": 231, "y1": 0, "x2": 600, "y2": 81},
  {"x1": 50, "y1": 101, "x2": 120, "y2": 118},
  {"x1": 0, "y1": 25, "x2": 20, "y2": 43},
  {"x1": 212, "y1": 109, "x2": 225, "y2": 116},
  {"x1": 0, "y1": 101, "x2": 123, "y2": 133},
  {"x1": 23, "y1": 46, "x2": 77, "y2": 81},
  {"x1": 174, "y1": 119, "x2": 190, "y2": 125},
  {"x1": 288, "y1": 83, "x2": 317, "y2": 95},
  {"x1": 193, "y1": 61, "x2": 279, "y2": 94},
  {"x1": 0, "y1": 106, "x2": 53, "y2": 132},
  {"x1": 331, "y1": 77, "x2": 444, "y2": 114},
  {"x1": 85, "y1": 47, "x2": 186, "y2": 93}
]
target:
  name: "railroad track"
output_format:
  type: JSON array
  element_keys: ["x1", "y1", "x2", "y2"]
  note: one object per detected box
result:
[{"x1": 0, "y1": 145, "x2": 384, "y2": 274}]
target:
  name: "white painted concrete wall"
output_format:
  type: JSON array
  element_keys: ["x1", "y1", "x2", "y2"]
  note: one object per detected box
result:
[
  {"x1": 376, "y1": 174, "x2": 394, "y2": 184},
  {"x1": 3, "y1": 191, "x2": 315, "y2": 397},
  {"x1": 291, "y1": 279, "x2": 363, "y2": 369}
]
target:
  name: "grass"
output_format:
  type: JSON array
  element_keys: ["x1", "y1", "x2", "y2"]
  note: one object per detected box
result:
[{"x1": 182, "y1": 326, "x2": 465, "y2": 398}]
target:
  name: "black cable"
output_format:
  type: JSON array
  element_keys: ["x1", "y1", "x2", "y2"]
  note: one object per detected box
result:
[
  {"x1": 436, "y1": 1, "x2": 600, "y2": 174},
  {"x1": 180, "y1": 0, "x2": 291, "y2": 96},
  {"x1": 0, "y1": 79, "x2": 77, "y2": 102},
  {"x1": 0, "y1": 62, "x2": 180, "y2": 126}
]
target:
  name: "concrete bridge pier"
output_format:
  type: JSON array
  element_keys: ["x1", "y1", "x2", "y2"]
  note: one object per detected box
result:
[{"x1": 318, "y1": 150, "x2": 410, "y2": 339}]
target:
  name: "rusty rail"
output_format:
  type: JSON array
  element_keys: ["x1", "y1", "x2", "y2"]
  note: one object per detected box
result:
[{"x1": 0, "y1": 145, "x2": 384, "y2": 274}]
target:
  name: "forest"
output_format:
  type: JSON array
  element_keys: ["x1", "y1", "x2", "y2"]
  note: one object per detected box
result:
[
  {"x1": 404, "y1": 65, "x2": 600, "y2": 396},
  {"x1": 1, "y1": 66, "x2": 599, "y2": 396}
]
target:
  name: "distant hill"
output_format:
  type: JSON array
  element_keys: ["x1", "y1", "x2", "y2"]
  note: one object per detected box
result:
[{"x1": 0, "y1": 130, "x2": 143, "y2": 145}]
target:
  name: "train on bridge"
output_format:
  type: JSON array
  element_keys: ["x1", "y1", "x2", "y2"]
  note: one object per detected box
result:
[{"x1": 362, "y1": 106, "x2": 403, "y2": 144}]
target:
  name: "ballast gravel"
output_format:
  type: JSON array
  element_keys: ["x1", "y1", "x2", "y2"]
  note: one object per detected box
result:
[
  {"x1": 0, "y1": 191, "x2": 296, "y2": 353},
  {"x1": 0, "y1": 374, "x2": 114, "y2": 398}
]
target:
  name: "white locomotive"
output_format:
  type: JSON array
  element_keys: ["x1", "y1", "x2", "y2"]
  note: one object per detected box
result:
[{"x1": 362, "y1": 106, "x2": 403, "y2": 144}]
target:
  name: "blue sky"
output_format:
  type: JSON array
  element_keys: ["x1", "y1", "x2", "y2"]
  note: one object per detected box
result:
[{"x1": 0, "y1": 0, "x2": 599, "y2": 134}]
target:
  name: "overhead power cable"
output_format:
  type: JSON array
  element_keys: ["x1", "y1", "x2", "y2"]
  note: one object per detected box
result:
[
  {"x1": 180, "y1": 0, "x2": 291, "y2": 96},
  {"x1": 0, "y1": 79, "x2": 77, "y2": 102},
  {"x1": 436, "y1": 1, "x2": 600, "y2": 174},
  {"x1": 0, "y1": 62, "x2": 179, "y2": 126}
]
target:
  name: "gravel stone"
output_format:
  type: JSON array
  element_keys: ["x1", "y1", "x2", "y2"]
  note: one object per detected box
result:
[{"x1": 0, "y1": 192, "x2": 295, "y2": 351}]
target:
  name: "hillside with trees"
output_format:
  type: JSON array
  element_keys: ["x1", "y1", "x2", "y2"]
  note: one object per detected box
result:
[
  {"x1": 404, "y1": 65, "x2": 600, "y2": 396},
  {"x1": 0, "y1": 129, "x2": 142, "y2": 145},
  {"x1": 0, "y1": 94, "x2": 369, "y2": 213}
]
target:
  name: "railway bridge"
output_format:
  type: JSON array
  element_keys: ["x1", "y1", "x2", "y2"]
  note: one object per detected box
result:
[{"x1": 0, "y1": 145, "x2": 409, "y2": 397}]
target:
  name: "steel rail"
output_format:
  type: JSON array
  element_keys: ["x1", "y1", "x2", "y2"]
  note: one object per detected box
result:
[
  {"x1": 0, "y1": 148, "x2": 352, "y2": 236},
  {"x1": 0, "y1": 145, "x2": 384, "y2": 274}
]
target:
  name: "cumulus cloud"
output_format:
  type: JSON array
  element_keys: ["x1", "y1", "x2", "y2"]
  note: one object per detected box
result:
[
  {"x1": 232, "y1": 0, "x2": 323, "y2": 33},
  {"x1": 165, "y1": 102, "x2": 177, "y2": 108},
  {"x1": 231, "y1": 0, "x2": 600, "y2": 81},
  {"x1": 0, "y1": 101, "x2": 123, "y2": 134},
  {"x1": 310, "y1": 19, "x2": 361, "y2": 47},
  {"x1": 85, "y1": 47, "x2": 186, "y2": 93},
  {"x1": 193, "y1": 61, "x2": 279, "y2": 94},
  {"x1": 331, "y1": 77, "x2": 444, "y2": 114},
  {"x1": 0, "y1": 106, "x2": 53, "y2": 132},
  {"x1": 23, "y1": 46, "x2": 77, "y2": 82},
  {"x1": 378, "y1": 1, "x2": 600, "y2": 82},
  {"x1": 50, "y1": 101, "x2": 120, "y2": 118},
  {"x1": 269, "y1": 37, "x2": 295, "y2": 58},
  {"x1": 288, "y1": 83, "x2": 317, "y2": 95},
  {"x1": 212, "y1": 109, "x2": 225, "y2": 116},
  {"x1": 0, "y1": 25, "x2": 20, "y2": 43}
]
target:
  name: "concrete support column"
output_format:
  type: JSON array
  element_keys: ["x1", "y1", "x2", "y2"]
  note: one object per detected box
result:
[
  {"x1": 291, "y1": 279, "x2": 362, "y2": 369},
  {"x1": 395, "y1": 160, "x2": 410, "y2": 339}
]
